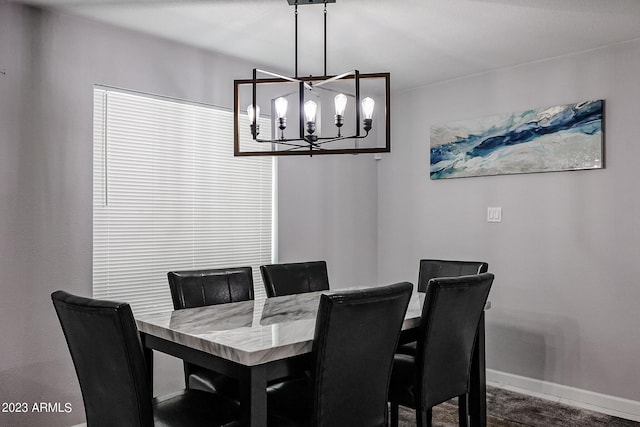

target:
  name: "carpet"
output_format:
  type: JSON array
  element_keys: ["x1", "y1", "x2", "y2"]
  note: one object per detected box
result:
[{"x1": 396, "y1": 386, "x2": 639, "y2": 427}]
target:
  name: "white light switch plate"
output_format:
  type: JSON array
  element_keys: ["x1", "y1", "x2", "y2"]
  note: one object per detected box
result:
[{"x1": 487, "y1": 207, "x2": 502, "y2": 222}]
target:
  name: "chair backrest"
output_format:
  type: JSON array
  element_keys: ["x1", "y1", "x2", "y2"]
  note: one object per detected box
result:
[
  {"x1": 167, "y1": 267, "x2": 254, "y2": 310},
  {"x1": 260, "y1": 261, "x2": 329, "y2": 298},
  {"x1": 311, "y1": 282, "x2": 413, "y2": 427},
  {"x1": 417, "y1": 259, "x2": 489, "y2": 292},
  {"x1": 417, "y1": 273, "x2": 494, "y2": 409},
  {"x1": 51, "y1": 291, "x2": 153, "y2": 427}
]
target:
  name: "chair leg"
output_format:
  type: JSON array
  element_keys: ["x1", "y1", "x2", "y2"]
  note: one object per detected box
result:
[
  {"x1": 390, "y1": 403, "x2": 399, "y2": 427},
  {"x1": 458, "y1": 394, "x2": 469, "y2": 427},
  {"x1": 183, "y1": 362, "x2": 190, "y2": 390},
  {"x1": 417, "y1": 408, "x2": 432, "y2": 427}
]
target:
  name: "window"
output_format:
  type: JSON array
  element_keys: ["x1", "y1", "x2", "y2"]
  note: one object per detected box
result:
[{"x1": 93, "y1": 87, "x2": 273, "y2": 315}]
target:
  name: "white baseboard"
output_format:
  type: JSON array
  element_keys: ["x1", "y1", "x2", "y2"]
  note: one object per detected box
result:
[{"x1": 487, "y1": 369, "x2": 640, "y2": 422}]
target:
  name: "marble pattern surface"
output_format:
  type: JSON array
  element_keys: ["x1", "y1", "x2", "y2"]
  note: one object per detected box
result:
[{"x1": 135, "y1": 286, "x2": 425, "y2": 366}]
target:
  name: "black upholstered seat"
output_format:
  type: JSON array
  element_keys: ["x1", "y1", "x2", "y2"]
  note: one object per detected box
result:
[
  {"x1": 167, "y1": 267, "x2": 254, "y2": 396},
  {"x1": 267, "y1": 282, "x2": 413, "y2": 427},
  {"x1": 388, "y1": 273, "x2": 494, "y2": 427},
  {"x1": 51, "y1": 290, "x2": 239, "y2": 427},
  {"x1": 260, "y1": 261, "x2": 329, "y2": 298}
]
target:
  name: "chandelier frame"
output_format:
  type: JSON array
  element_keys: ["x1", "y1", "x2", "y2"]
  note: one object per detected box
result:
[{"x1": 233, "y1": 71, "x2": 390, "y2": 156}]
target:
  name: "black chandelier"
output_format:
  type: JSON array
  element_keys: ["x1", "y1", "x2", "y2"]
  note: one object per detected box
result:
[{"x1": 233, "y1": 0, "x2": 390, "y2": 156}]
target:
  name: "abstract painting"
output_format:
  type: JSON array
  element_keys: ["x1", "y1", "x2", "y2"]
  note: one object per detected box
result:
[{"x1": 430, "y1": 99, "x2": 604, "y2": 179}]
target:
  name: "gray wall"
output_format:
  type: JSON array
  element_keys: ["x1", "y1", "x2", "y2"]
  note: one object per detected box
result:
[
  {"x1": 277, "y1": 154, "x2": 379, "y2": 287},
  {"x1": 378, "y1": 40, "x2": 640, "y2": 402},
  {"x1": 0, "y1": 4, "x2": 378, "y2": 426}
]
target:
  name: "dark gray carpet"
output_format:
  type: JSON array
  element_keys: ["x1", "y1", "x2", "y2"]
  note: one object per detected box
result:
[{"x1": 397, "y1": 386, "x2": 639, "y2": 427}]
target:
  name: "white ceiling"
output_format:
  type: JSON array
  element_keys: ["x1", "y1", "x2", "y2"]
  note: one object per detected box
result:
[{"x1": 16, "y1": 0, "x2": 640, "y2": 90}]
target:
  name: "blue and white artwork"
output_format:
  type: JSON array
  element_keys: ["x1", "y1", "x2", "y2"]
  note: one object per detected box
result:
[{"x1": 430, "y1": 100, "x2": 604, "y2": 179}]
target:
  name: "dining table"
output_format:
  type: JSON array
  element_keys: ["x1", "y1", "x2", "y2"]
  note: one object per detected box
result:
[{"x1": 135, "y1": 286, "x2": 490, "y2": 427}]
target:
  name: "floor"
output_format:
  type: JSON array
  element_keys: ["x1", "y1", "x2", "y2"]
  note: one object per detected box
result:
[{"x1": 396, "y1": 386, "x2": 639, "y2": 427}]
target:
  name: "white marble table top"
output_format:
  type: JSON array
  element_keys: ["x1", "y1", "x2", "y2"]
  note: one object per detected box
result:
[{"x1": 135, "y1": 286, "x2": 425, "y2": 366}]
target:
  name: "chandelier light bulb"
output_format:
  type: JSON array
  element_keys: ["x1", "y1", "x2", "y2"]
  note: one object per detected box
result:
[
  {"x1": 275, "y1": 97, "x2": 288, "y2": 119},
  {"x1": 274, "y1": 97, "x2": 288, "y2": 137},
  {"x1": 247, "y1": 104, "x2": 260, "y2": 122},
  {"x1": 304, "y1": 100, "x2": 318, "y2": 124},
  {"x1": 361, "y1": 97, "x2": 374, "y2": 133},
  {"x1": 334, "y1": 93, "x2": 347, "y2": 136},
  {"x1": 304, "y1": 100, "x2": 318, "y2": 138},
  {"x1": 334, "y1": 94, "x2": 347, "y2": 117},
  {"x1": 361, "y1": 97, "x2": 375, "y2": 120},
  {"x1": 247, "y1": 104, "x2": 260, "y2": 137}
]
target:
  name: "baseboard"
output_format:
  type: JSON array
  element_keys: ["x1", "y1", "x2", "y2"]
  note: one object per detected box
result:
[{"x1": 487, "y1": 369, "x2": 640, "y2": 422}]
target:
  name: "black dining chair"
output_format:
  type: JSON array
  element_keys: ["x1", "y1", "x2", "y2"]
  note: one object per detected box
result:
[
  {"x1": 267, "y1": 282, "x2": 413, "y2": 427},
  {"x1": 260, "y1": 260, "x2": 329, "y2": 298},
  {"x1": 388, "y1": 273, "x2": 494, "y2": 427},
  {"x1": 398, "y1": 259, "x2": 488, "y2": 356},
  {"x1": 51, "y1": 290, "x2": 239, "y2": 427},
  {"x1": 417, "y1": 259, "x2": 488, "y2": 293},
  {"x1": 168, "y1": 267, "x2": 254, "y2": 309},
  {"x1": 167, "y1": 267, "x2": 254, "y2": 395}
]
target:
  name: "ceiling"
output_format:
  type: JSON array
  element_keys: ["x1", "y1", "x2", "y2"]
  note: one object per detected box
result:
[{"x1": 15, "y1": 0, "x2": 640, "y2": 90}]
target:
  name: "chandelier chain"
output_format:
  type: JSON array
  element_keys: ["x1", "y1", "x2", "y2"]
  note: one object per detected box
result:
[
  {"x1": 295, "y1": 4, "x2": 298, "y2": 78},
  {"x1": 324, "y1": 3, "x2": 327, "y2": 76}
]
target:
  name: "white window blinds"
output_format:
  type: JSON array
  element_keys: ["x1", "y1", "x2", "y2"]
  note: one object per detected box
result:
[{"x1": 93, "y1": 87, "x2": 273, "y2": 315}]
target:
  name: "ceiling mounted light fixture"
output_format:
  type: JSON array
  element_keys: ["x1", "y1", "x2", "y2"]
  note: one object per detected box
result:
[{"x1": 234, "y1": 0, "x2": 390, "y2": 156}]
